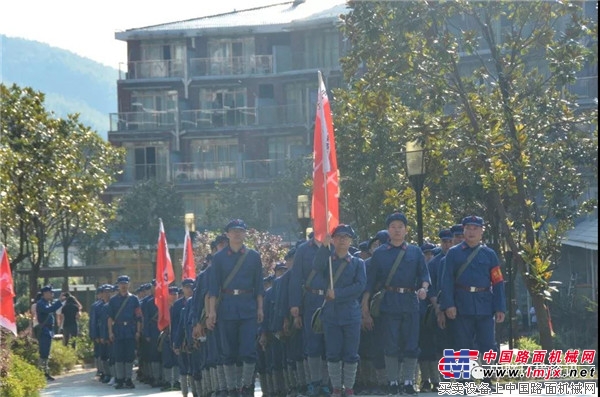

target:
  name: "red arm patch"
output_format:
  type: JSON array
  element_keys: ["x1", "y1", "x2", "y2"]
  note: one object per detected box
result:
[{"x1": 490, "y1": 266, "x2": 504, "y2": 285}]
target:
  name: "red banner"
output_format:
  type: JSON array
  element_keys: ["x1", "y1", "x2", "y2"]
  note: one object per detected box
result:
[
  {"x1": 181, "y1": 228, "x2": 195, "y2": 280},
  {"x1": 155, "y1": 220, "x2": 175, "y2": 331},
  {"x1": 312, "y1": 71, "x2": 339, "y2": 241},
  {"x1": 0, "y1": 245, "x2": 17, "y2": 336}
]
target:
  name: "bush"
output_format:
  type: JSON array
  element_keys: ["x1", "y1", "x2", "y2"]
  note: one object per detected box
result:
[
  {"x1": 515, "y1": 335, "x2": 542, "y2": 352},
  {"x1": 10, "y1": 335, "x2": 39, "y2": 367},
  {"x1": 0, "y1": 352, "x2": 46, "y2": 397},
  {"x1": 48, "y1": 341, "x2": 78, "y2": 375},
  {"x1": 72, "y1": 335, "x2": 95, "y2": 364}
]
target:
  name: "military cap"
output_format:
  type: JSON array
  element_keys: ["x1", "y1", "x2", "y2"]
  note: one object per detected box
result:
[
  {"x1": 41, "y1": 285, "x2": 53, "y2": 293},
  {"x1": 331, "y1": 224, "x2": 356, "y2": 238},
  {"x1": 420, "y1": 243, "x2": 436, "y2": 253},
  {"x1": 432, "y1": 247, "x2": 442, "y2": 256},
  {"x1": 169, "y1": 285, "x2": 180, "y2": 295},
  {"x1": 210, "y1": 240, "x2": 218, "y2": 250},
  {"x1": 284, "y1": 248, "x2": 296, "y2": 260},
  {"x1": 182, "y1": 278, "x2": 195, "y2": 288},
  {"x1": 450, "y1": 224, "x2": 464, "y2": 235},
  {"x1": 386, "y1": 211, "x2": 408, "y2": 227},
  {"x1": 438, "y1": 228, "x2": 453, "y2": 240},
  {"x1": 462, "y1": 215, "x2": 484, "y2": 227},
  {"x1": 225, "y1": 219, "x2": 247, "y2": 232},
  {"x1": 358, "y1": 241, "x2": 369, "y2": 252},
  {"x1": 116, "y1": 275, "x2": 130, "y2": 284},
  {"x1": 369, "y1": 230, "x2": 390, "y2": 249},
  {"x1": 274, "y1": 262, "x2": 287, "y2": 272}
]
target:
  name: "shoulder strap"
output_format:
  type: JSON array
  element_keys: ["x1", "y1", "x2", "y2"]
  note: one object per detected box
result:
[
  {"x1": 332, "y1": 257, "x2": 352, "y2": 286},
  {"x1": 305, "y1": 269, "x2": 317, "y2": 289},
  {"x1": 222, "y1": 251, "x2": 249, "y2": 290},
  {"x1": 454, "y1": 245, "x2": 483, "y2": 281},
  {"x1": 114, "y1": 295, "x2": 132, "y2": 322},
  {"x1": 384, "y1": 248, "x2": 406, "y2": 287}
]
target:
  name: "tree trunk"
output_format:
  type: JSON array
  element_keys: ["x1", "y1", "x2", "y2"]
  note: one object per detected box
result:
[
  {"x1": 62, "y1": 243, "x2": 69, "y2": 291},
  {"x1": 530, "y1": 294, "x2": 553, "y2": 351}
]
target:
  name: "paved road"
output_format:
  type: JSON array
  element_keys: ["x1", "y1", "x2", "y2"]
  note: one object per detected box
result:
[{"x1": 42, "y1": 369, "x2": 597, "y2": 397}]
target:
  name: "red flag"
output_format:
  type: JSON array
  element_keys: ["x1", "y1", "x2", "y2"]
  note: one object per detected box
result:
[
  {"x1": 181, "y1": 227, "x2": 195, "y2": 280},
  {"x1": 312, "y1": 71, "x2": 339, "y2": 241},
  {"x1": 155, "y1": 220, "x2": 175, "y2": 331},
  {"x1": 0, "y1": 245, "x2": 17, "y2": 336}
]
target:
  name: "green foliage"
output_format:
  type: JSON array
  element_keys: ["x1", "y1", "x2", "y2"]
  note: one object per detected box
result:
[
  {"x1": 48, "y1": 342, "x2": 78, "y2": 375},
  {"x1": 10, "y1": 334, "x2": 40, "y2": 367},
  {"x1": 0, "y1": 83, "x2": 124, "y2": 298},
  {"x1": 114, "y1": 178, "x2": 184, "y2": 251},
  {"x1": 515, "y1": 335, "x2": 542, "y2": 352},
  {"x1": 72, "y1": 312, "x2": 94, "y2": 364},
  {"x1": 0, "y1": 352, "x2": 46, "y2": 397}
]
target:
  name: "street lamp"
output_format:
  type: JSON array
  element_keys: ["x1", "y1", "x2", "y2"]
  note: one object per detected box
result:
[
  {"x1": 503, "y1": 238, "x2": 516, "y2": 350},
  {"x1": 297, "y1": 195, "x2": 310, "y2": 240},
  {"x1": 405, "y1": 141, "x2": 426, "y2": 246}
]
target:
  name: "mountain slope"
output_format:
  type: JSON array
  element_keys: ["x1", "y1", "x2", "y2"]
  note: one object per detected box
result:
[{"x1": 1, "y1": 35, "x2": 117, "y2": 139}]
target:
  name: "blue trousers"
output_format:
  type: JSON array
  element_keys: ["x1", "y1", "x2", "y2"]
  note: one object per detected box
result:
[
  {"x1": 302, "y1": 307, "x2": 325, "y2": 358},
  {"x1": 206, "y1": 328, "x2": 220, "y2": 367},
  {"x1": 380, "y1": 311, "x2": 420, "y2": 358},
  {"x1": 190, "y1": 344, "x2": 204, "y2": 378},
  {"x1": 38, "y1": 330, "x2": 53, "y2": 359},
  {"x1": 269, "y1": 336, "x2": 285, "y2": 371},
  {"x1": 162, "y1": 334, "x2": 178, "y2": 368},
  {"x1": 178, "y1": 351, "x2": 191, "y2": 375},
  {"x1": 454, "y1": 314, "x2": 496, "y2": 353},
  {"x1": 322, "y1": 319, "x2": 361, "y2": 363},
  {"x1": 113, "y1": 338, "x2": 136, "y2": 362},
  {"x1": 219, "y1": 318, "x2": 257, "y2": 365},
  {"x1": 285, "y1": 330, "x2": 304, "y2": 364}
]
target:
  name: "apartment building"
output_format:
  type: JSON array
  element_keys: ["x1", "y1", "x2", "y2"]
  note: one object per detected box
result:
[{"x1": 106, "y1": 0, "x2": 349, "y2": 236}]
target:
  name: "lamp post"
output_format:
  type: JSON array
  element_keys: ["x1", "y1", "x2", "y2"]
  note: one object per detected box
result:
[
  {"x1": 297, "y1": 195, "x2": 310, "y2": 240},
  {"x1": 405, "y1": 141, "x2": 426, "y2": 246}
]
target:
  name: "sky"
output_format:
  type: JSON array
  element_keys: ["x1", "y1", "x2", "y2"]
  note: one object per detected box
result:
[{"x1": 0, "y1": 0, "x2": 281, "y2": 68}]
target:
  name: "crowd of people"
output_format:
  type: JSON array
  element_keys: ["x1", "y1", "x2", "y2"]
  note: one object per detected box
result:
[{"x1": 72, "y1": 211, "x2": 505, "y2": 396}]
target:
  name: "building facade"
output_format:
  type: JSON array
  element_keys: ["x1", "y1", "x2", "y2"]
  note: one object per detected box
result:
[{"x1": 106, "y1": 0, "x2": 349, "y2": 238}]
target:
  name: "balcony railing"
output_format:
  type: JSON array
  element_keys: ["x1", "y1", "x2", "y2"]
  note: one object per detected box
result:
[
  {"x1": 189, "y1": 55, "x2": 273, "y2": 76},
  {"x1": 116, "y1": 164, "x2": 169, "y2": 183},
  {"x1": 172, "y1": 159, "x2": 289, "y2": 181},
  {"x1": 110, "y1": 111, "x2": 176, "y2": 132},
  {"x1": 119, "y1": 59, "x2": 185, "y2": 80},
  {"x1": 111, "y1": 104, "x2": 310, "y2": 132}
]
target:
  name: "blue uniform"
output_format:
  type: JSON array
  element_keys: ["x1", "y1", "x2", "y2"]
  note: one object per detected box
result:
[
  {"x1": 173, "y1": 296, "x2": 193, "y2": 376},
  {"x1": 208, "y1": 245, "x2": 264, "y2": 365},
  {"x1": 89, "y1": 299, "x2": 103, "y2": 363},
  {"x1": 289, "y1": 239, "x2": 328, "y2": 358},
  {"x1": 368, "y1": 242, "x2": 430, "y2": 358},
  {"x1": 107, "y1": 292, "x2": 142, "y2": 363},
  {"x1": 314, "y1": 245, "x2": 366, "y2": 363},
  {"x1": 275, "y1": 269, "x2": 303, "y2": 370},
  {"x1": 439, "y1": 242, "x2": 506, "y2": 353},
  {"x1": 36, "y1": 298, "x2": 64, "y2": 359},
  {"x1": 142, "y1": 294, "x2": 161, "y2": 362}
]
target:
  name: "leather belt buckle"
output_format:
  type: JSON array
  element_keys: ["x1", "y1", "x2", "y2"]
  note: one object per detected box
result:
[
  {"x1": 398, "y1": 288, "x2": 406, "y2": 293},
  {"x1": 317, "y1": 289, "x2": 325, "y2": 296},
  {"x1": 123, "y1": 321, "x2": 128, "y2": 326},
  {"x1": 469, "y1": 287, "x2": 477, "y2": 292},
  {"x1": 233, "y1": 289, "x2": 241, "y2": 295}
]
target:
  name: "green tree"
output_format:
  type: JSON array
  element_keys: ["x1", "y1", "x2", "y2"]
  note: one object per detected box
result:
[
  {"x1": 337, "y1": 1, "x2": 597, "y2": 350},
  {"x1": 113, "y1": 178, "x2": 184, "y2": 270},
  {"x1": 0, "y1": 84, "x2": 124, "y2": 297}
]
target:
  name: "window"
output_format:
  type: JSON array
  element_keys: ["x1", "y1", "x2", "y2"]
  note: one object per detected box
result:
[
  {"x1": 208, "y1": 38, "x2": 255, "y2": 75},
  {"x1": 134, "y1": 147, "x2": 157, "y2": 180},
  {"x1": 304, "y1": 30, "x2": 340, "y2": 69},
  {"x1": 139, "y1": 41, "x2": 185, "y2": 77},
  {"x1": 199, "y1": 88, "x2": 248, "y2": 126},
  {"x1": 131, "y1": 91, "x2": 176, "y2": 129}
]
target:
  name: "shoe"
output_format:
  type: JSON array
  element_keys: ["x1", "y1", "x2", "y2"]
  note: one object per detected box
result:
[
  {"x1": 115, "y1": 380, "x2": 125, "y2": 389},
  {"x1": 101, "y1": 374, "x2": 111, "y2": 383},
  {"x1": 173, "y1": 380, "x2": 181, "y2": 390},
  {"x1": 403, "y1": 384, "x2": 416, "y2": 396},
  {"x1": 108, "y1": 377, "x2": 116, "y2": 386},
  {"x1": 344, "y1": 389, "x2": 354, "y2": 396},
  {"x1": 125, "y1": 378, "x2": 135, "y2": 389},
  {"x1": 45, "y1": 373, "x2": 55, "y2": 381},
  {"x1": 387, "y1": 382, "x2": 399, "y2": 396},
  {"x1": 320, "y1": 385, "x2": 331, "y2": 397},
  {"x1": 420, "y1": 380, "x2": 431, "y2": 393},
  {"x1": 307, "y1": 382, "x2": 320, "y2": 397},
  {"x1": 331, "y1": 388, "x2": 342, "y2": 397}
]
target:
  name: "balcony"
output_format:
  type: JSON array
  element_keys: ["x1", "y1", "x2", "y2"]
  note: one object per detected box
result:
[
  {"x1": 119, "y1": 59, "x2": 185, "y2": 80},
  {"x1": 568, "y1": 76, "x2": 598, "y2": 100},
  {"x1": 110, "y1": 111, "x2": 176, "y2": 132},
  {"x1": 189, "y1": 55, "x2": 273, "y2": 77},
  {"x1": 116, "y1": 164, "x2": 169, "y2": 183},
  {"x1": 110, "y1": 104, "x2": 310, "y2": 132},
  {"x1": 172, "y1": 159, "x2": 289, "y2": 182}
]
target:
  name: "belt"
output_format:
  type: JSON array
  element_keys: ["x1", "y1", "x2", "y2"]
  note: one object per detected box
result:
[
  {"x1": 385, "y1": 286, "x2": 415, "y2": 293},
  {"x1": 115, "y1": 321, "x2": 130, "y2": 326},
  {"x1": 455, "y1": 284, "x2": 489, "y2": 292},
  {"x1": 304, "y1": 286, "x2": 325, "y2": 296},
  {"x1": 221, "y1": 289, "x2": 254, "y2": 295}
]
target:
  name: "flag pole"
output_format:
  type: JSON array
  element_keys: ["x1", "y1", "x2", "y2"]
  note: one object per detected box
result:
[{"x1": 318, "y1": 71, "x2": 334, "y2": 291}]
